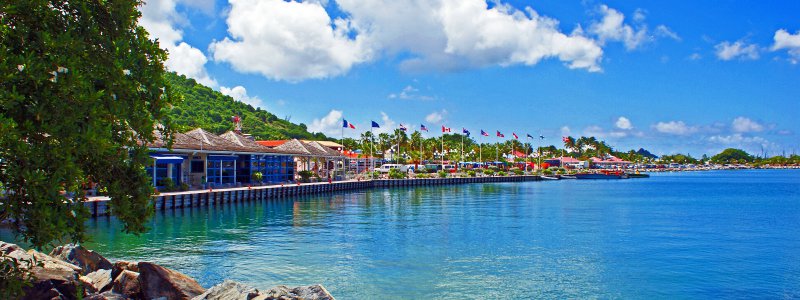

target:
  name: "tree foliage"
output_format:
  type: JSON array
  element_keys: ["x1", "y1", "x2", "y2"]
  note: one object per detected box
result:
[
  {"x1": 1, "y1": 0, "x2": 175, "y2": 248},
  {"x1": 711, "y1": 148, "x2": 754, "y2": 164},
  {"x1": 165, "y1": 72, "x2": 328, "y2": 140}
]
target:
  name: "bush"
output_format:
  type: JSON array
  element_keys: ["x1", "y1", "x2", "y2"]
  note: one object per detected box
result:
[
  {"x1": 543, "y1": 169, "x2": 553, "y2": 175},
  {"x1": 498, "y1": 171, "x2": 507, "y2": 176},
  {"x1": 510, "y1": 167, "x2": 523, "y2": 175},
  {"x1": 159, "y1": 178, "x2": 176, "y2": 192},
  {"x1": 438, "y1": 171, "x2": 448, "y2": 178},
  {"x1": 251, "y1": 171, "x2": 263, "y2": 182},
  {"x1": 483, "y1": 169, "x2": 495, "y2": 176},
  {"x1": 388, "y1": 168, "x2": 406, "y2": 179},
  {"x1": 416, "y1": 173, "x2": 430, "y2": 178},
  {"x1": 298, "y1": 170, "x2": 313, "y2": 183},
  {"x1": 180, "y1": 183, "x2": 190, "y2": 191},
  {"x1": 490, "y1": 166, "x2": 500, "y2": 173},
  {"x1": 467, "y1": 170, "x2": 477, "y2": 177}
]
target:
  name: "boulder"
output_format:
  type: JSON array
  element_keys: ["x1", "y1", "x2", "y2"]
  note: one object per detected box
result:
[
  {"x1": 192, "y1": 280, "x2": 260, "y2": 300},
  {"x1": 50, "y1": 244, "x2": 113, "y2": 275},
  {"x1": 138, "y1": 262, "x2": 205, "y2": 299},
  {"x1": 253, "y1": 285, "x2": 334, "y2": 300},
  {"x1": 20, "y1": 249, "x2": 83, "y2": 300},
  {"x1": 111, "y1": 260, "x2": 139, "y2": 281},
  {"x1": 80, "y1": 269, "x2": 113, "y2": 293},
  {"x1": 85, "y1": 291, "x2": 128, "y2": 300},
  {"x1": 112, "y1": 270, "x2": 141, "y2": 299}
]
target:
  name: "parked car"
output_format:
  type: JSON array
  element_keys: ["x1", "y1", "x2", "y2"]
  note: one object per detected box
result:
[
  {"x1": 443, "y1": 165, "x2": 457, "y2": 173},
  {"x1": 374, "y1": 164, "x2": 408, "y2": 173}
]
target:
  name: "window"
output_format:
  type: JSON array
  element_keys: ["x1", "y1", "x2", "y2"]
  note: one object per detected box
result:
[{"x1": 190, "y1": 161, "x2": 204, "y2": 173}]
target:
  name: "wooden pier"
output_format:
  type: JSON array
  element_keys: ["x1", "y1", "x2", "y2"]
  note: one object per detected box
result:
[{"x1": 85, "y1": 176, "x2": 542, "y2": 217}]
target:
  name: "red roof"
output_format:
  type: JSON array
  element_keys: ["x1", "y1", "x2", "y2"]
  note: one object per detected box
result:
[
  {"x1": 512, "y1": 150, "x2": 526, "y2": 158},
  {"x1": 256, "y1": 140, "x2": 288, "y2": 147},
  {"x1": 559, "y1": 156, "x2": 581, "y2": 163}
]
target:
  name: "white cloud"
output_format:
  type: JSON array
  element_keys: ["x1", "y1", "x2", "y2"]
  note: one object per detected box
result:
[
  {"x1": 615, "y1": 116, "x2": 633, "y2": 130},
  {"x1": 210, "y1": 0, "x2": 372, "y2": 82},
  {"x1": 560, "y1": 126, "x2": 571, "y2": 136},
  {"x1": 220, "y1": 85, "x2": 263, "y2": 108},
  {"x1": 583, "y1": 125, "x2": 607, "y2": 138},
  {"x1": 771, "y1": 29, "x2": 800, "y2": 64},
  {"x1": 377, "y1": 111, "x2": 397, "y2": 134},
  {"x1": 589, "y1": 5, "x2": 650, "y2": 50},
  {"x1": 388, "y1": 85, "x2": 434, "y2": 100},
  {"x1": 709, "y1": 134, "x2": 769, "y2": 150},
  {"x1": 653, "y1": 121, "x2": 697, "y2": 135},
  {"x1": 731, "y1": 117, "x2": 764, "y2": 133},
  {"x1": 715, "y1": 40, "x2": 759, "y2": 61},
  {"x1": 308, "y1": 109, "x2": 343, "y2": 136},
  {"x1": 138, "y1": 0, "x2": 217, "y2": 87},
  {"x1": 655, "y1": 25, "x2": 681, "y2": 41},
  {"x1": 425, "y1": 110, "x2": 447, "y2": 124},
  {"x1": 689, "y1": 53, "x2": 702, "y2": 60}
]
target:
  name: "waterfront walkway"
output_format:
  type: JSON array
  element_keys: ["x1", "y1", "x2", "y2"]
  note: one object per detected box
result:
[{"x1": 85, "y1": 176, "x2": 542, "y2": 217}]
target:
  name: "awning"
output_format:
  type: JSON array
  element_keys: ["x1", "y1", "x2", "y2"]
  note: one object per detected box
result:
[
  {"x1": 207, "y1": 155, "x2": 238, "y2": 161},
  {"x1": 151, "y1": 156, "x2": 185, "y2": 164}
]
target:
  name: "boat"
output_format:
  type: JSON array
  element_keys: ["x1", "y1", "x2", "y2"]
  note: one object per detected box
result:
[
  {"x1": 627, "y1": 173, "x2": 650, "y2": 178},
  {"x1": 560, "y1": 175, "x2": 577, "y2": 179},
  {"x1": 541, "y1": 176, "x2": 560, "y2": 180},
  {"x1": 575, "y1": 170, "x2": 629, "y2": 179}
]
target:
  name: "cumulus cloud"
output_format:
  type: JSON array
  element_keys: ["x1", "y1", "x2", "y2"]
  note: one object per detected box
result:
[
  {"x1": 425, "y1": 110, "x2": 447, "y2": 124},
  {"x1": 308, "y1": 109, "x2": 343, "y2": 135},
  {"x1": 615, "y1": 116, "x2": 633, "y2": 130},
  {"x1": 210, "y1": 0, "x2": 372, "y2": 82},
  {"x1": 220, "y1": 86, "x2": 263, "y2": 108},
  {"x1": 731, "y1": 117, "x2": 764, "y2": 133},
  {"x1": 139, "y1": 0, "x2": 217, "y2": 87},
  {"x1": 653, "y1": 121, "x2": 697, "y2": 135},
  {"x1": 589, "y1": 5, "x2": 675, "y2": 50},
  {"x1": 560, "y1": 126, "x2": 571, "y2": 136},
  {"x1": 771, "y1": 29, "x2": 800, "y2": 64},
  {"x1": 709, "y1": 134, "x2": 769, "y2": 150},
  {"x1": 715, "y1": 40, "x2": 760, "y2": 61}
]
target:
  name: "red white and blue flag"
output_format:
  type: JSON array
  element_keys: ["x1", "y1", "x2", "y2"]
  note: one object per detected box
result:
[
  {"x1": 421, "y1": 124, "x2": 428, "y2": 131},
  {"x1": 399, "y1": 124, "x2": 407, "y2": 131},
  {"x1": 496, "y1": 131, "x2": 504, "y2": 138},
  {"x1": 462, "y1": 128, "x2": 470, "y2": 136},
  {"x1": 512, "y1": 133, "x2": 519, "y2": 139},
  {"x1": 442, "y1": 126, "x2": 451, "y2": 133},
  {"x1": 481, "y1": 130, "x2": 489, "y2": 136},
  {"x1": 526, "y1": 133, "x2": 533, "y2": 139},
  {"x1": 342, "y1": 119, "x2": 356, "y2": 129}
]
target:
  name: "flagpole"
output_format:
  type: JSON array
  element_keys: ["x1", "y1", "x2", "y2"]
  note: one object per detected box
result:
[
  {"x1": 460, "y1": 133, "x2": 464, "y2": 172},
  {"x1": 370, "y1": 126, "x2": 374, "y2": 180},
  {"x1": 441, "y1": 130, "x2": 445, "y2": 171}
]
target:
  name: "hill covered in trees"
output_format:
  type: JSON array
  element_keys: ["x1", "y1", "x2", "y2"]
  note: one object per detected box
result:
[{"x1": 165, "y1": 72, "x2": 328, "y2": 140}]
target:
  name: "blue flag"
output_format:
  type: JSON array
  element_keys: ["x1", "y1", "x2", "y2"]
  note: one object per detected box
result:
[
  {"x1": 526, "y1": 133, "x2": 533, "y2": 139},
  {"x1": 462, "y1": 128, "x2": 470, "y2": 136},
  {"x1": 371, "y1": 121, "x2": 380, "y2": 128},
  {"x1": 342, "y1": 119, "x2": 349, "y2": 128}
]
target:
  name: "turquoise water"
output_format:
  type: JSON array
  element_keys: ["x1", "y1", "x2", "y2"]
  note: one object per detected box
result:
[{"x1": 6, "y1": 170, "x2": 800, "y2": 298}]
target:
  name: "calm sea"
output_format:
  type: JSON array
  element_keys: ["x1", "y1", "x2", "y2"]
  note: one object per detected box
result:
[{"x1": 5, "y1": 170, "x2": 800, "y2": 298}]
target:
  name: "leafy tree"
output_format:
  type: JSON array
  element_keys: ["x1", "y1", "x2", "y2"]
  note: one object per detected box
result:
[
  {"x1": 1, "y1": 1, "x2": 176, "y2": 248},
  {"x1": 711, "y1": 148, "x2": 754, "y2": 164}
]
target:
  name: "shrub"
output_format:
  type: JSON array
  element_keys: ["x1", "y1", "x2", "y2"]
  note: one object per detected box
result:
[
  {"x1": 180, "y1": 183, "x2": 190, "y2": 191},
  {"x1": 498, "y1": 171, "x2": 507, "y2": 176},
  {"x1": 543, "y1": 169, "x2": 553, "y2": 175},
  {"x1": 251, "y1": 171, "x2": 263, "y2": 182},
  {"x1": 483, "y1": 169, "x2": 495, "y2": 176},
  {"x1": 416, "y1": 173, "x2": 429, "y2": 178},
  {"x1": 510, "y1": 167, "x2": 523, "y2": 175},
  {"x1": 467, "y1": 170, "x2": 477, "y2": 177},
  {"x1": 438, "y1": 171, "x2": 448, "y2": 178},
  {"x1": 159, "y1": 178, "x2": 176, "y2": 192},
  {"x1": 388, "y1": 168, "x2": 406, "y2": 179},
  {"x1": 490, "y1": 166, "x2": 500, "y2": 173},
  {"x1": 298, "y1": 170, "x2": 313, "y2": 183}
]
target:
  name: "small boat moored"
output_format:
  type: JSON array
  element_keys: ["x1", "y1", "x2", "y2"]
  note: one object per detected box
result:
[
  {"x1": 541, "y1": 175, "x2": 560, "y2": 180},
  {"x1": 575, "y1": 170, "x2": 629, "y2": 179}
]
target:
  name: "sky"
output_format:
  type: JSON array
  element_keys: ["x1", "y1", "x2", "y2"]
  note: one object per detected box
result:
[{"x1": 138, "y1": 0, "x2": 800, "y2": 157}]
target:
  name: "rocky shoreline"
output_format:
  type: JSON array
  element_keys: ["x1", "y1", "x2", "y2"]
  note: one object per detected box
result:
[{"x1": 1, "y1": 241, "x2": 334, "y2": 300}]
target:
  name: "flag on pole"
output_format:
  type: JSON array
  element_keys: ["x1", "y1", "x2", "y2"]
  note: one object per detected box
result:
[
  {"x1": 496, "y1": 131, "x2": 504, "y2": 138},
  {"x1": 399, "y1": 124, "x2": 407, "y2": 131},
  {"x1": 343, "y1": 119, "x2": 356, "y2": 129},
  {"x1": 540, "y1": 135, "x2": 545, "y2": 139},
  {"x1": 526, "y1": 133, "x2": 533, "y2": 139},
  {"x1": 442, "y1": 126, "x2": 451, "y2": 133},
  {"x1": 512, "y1": 133, "x2": 519, "y2": 139},
  {"x1": 562, "y1": 136, "x2": 570, "y2": 143},
  {"x1": 481, "y1": 130, "x2": 489, "y2": 136},
  {"x1": 421, "y1": 124, "x2": 428, "y2": 131},
  {"x1": 462, "y1": 128, "x2": 470, "y2": 136},
  {"x1": 371, "y1": 121, "x2": 380, "y2": 128}
]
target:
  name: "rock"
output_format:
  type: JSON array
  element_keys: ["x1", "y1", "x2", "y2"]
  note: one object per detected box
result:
[
  {"x1": 138, "y1": 262, "x2": 205, "y2": 299},
  {"x1": 192, "y1": 280, "x2": 260, "y2": 300},
  {"x1": 254, "y1": 285, "x2": 334, "y2": 300},
  {"x1": 85, "y1": 291, "x2": 128, "y2": 300},
  {"x1": 80, "y1": 269, "x2": 113, "y2": 293},
  {"x1": 112, "y1": 270, "x2": 141, "y2": 299},
  {"x1": 20, "y1": 250, "x2": 83, "y2": 300},
  {"x1": 111, "y1": 260, "x2": 139, "y2": 281},
  {"x1": 50, "y1": 244, "x2": 113, "y2": 275}
]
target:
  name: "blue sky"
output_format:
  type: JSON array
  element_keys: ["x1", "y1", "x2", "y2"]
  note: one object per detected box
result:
[{"x1": 139, "y1": 0, "x2": 799, "y2": 156}]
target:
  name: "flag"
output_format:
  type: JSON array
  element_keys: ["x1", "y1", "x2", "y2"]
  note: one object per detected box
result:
[
  {"x1": 527, "y1": 133, "x2": 534, "y2": 139},
  {"x1": 562, "y1": 136, "x2": 570, "y2": 143},
  {"x1": 512, "y1": 133, "x2": 519, "y2": 139},
  {"x1": 342, "y1": 119, "x2": 349, "y2": 128},
  {"x1": 442, "y1": 126, "x2": 451, "y2": 133},
  {"x1": 371, "y1": 121, "x2": 380, "y2": 128},
  {"x1": 540, "y1": 135, "x2": 545, "y2": 139},
  {"x1": 462, "y1": 128, "x2": 470, "y2": 136},
  {"x1": 343, "y1": 119, "x2": 356, "y2": 129},
  {"x1": 496, "y1": 131, "x2": 504, "y2": 138},
  {"x1": 399, "y1": 124, "x2": 407, "y2": 131},
  {"x1": 349, "y1": 123, "x2": 356, "y2": 129},
  {"x1": 481, "y1": 130, "x2": 489, "y2": 136},
  {"x1": 420, "y1": 124, "x2": 428, "y2": 131}
]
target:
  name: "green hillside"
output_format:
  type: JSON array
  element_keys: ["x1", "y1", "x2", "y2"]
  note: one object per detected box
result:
[{"x1": 165, "y1": 72, "x2": 328, "y2": 140}]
